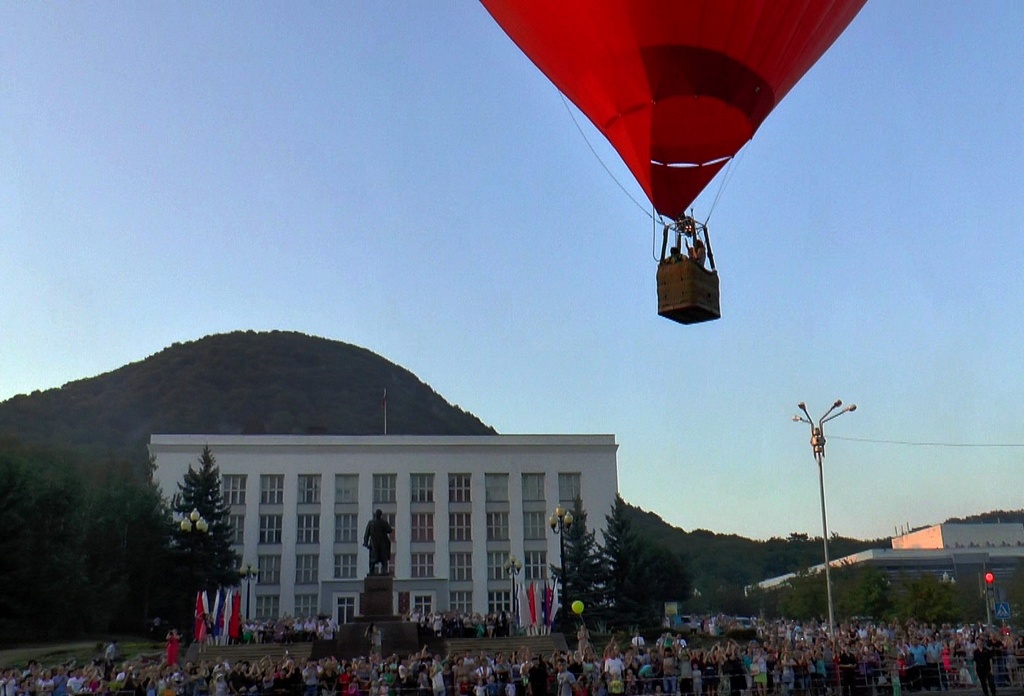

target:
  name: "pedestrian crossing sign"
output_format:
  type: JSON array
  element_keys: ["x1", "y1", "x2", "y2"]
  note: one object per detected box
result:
[{"x1": 995, "y1": 601, "x2": 1011, "y2": 620}]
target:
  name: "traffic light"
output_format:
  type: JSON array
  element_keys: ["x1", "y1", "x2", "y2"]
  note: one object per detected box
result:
[{"x1": 985, "y1": 571, "x2": 995, "y2": 585}]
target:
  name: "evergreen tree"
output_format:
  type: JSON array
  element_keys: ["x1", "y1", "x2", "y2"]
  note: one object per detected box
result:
[
  {"x1": 602, "y1": 494, "x2": 650, "y2": 627},
  {"x1": 557, "y1": 497, "x2": 608, "y2": 626},
  {"x1": 171, "y1": 446, "x2": 239, "y2": 618}
]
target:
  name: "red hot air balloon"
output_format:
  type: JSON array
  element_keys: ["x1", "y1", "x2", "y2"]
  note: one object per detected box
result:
[{"x1": 481, "y1": 0, "x2": 866, "y2": 324}]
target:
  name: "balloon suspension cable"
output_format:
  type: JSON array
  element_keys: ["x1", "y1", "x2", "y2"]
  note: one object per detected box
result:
[
  {"x1": 703, "y1": 145, "x2": 747, "y2": 227},
  {"x1": 559, "y1": 92, "x2": 653, "y2": 220}
]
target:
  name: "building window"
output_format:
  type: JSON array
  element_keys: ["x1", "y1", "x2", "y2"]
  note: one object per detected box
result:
[
  {"x1": 410, "y1": 473, "x2": 434, "y2": 503},
  {"x1": 521, "y1": 473, "x2": 544, "y2": 502},
  {"x1": 487, "y1": 551, "x2": 509, "y2": 581},
  {"x1": 334, "y1": 553, "x2": 357, "y2": 579},
  {"x1": 448, "y1": 474, "x2": 471, "y2": 503},
  {"x1": 450, "y1": 552, "x2": 473, "y2": 582},
  {"x1": 297, "y1": 475, "x2": 321, "y2": 504},
  {"x1": 449, "y1": 512, "x2": 472, "y2": 542},
  {"x1": 485, "y1": 473, "x2": 509, "y2": 502},
  {"x1": 384, "y1": 512, "x2": 397, "y2": 543},
  {"x1": 337, "y1": 597, "x2": 355, "y2": 624},
  {"x1": 297, "y1": 514, "x2": 320, "y2": 544},
  {"x1": 373, "y1": 474, "x2": 396, "y2": 503},
  {"x1": 295, "y1": 593, "x2": 318, "y2": 618},
  {"x1": 335, "y1": 513, "x2": 358, "y2": 543},
  {"x1": 523, "y1": 511, "x2": 546, "y2": 540},
  {"x1": 296, "y1": 554, "x2": 319, "y2": 584},
  {"x1": 335, "y1": 474, "x2": 358, "y2": 503},
  {"x1": 259, "y1": 514, "x2": 282, "y2": 544},
  {"x1": 488, "y1": 590, "x2": 511, "y2": 614},
  {"x1": 524, "y1": 550, "x2": 547, "y2": 580},
  {"x1": 411, "y1": 552, "x2": 434, "y2": 578},
  {"x1": 260, "y1": 475, "x2": 284, "y2": 505},
  {"x1": 449, "y1": 590, "x2": 472, "y2": 614},
  {"x1": 486, "y1": 512, "x2": 509, "y2": 541},
  {"x1": 255, "y1": 595, "x2": 279, "y2": 619},
  {"x1": 258, "y1": 554, "x2": 281, "y2": 585},
  {"x1": 228, "y1": 513, "x2": 245, "y2": 545},
  {"x1": 411, "y1": 513, "x2": 434, "y2": 542},
  {"x1": 413, "y1": 595, "x2": 432, "y2": 616},
  {"x1": 558, "y1": 473, "x2": 582, "y2": 503},
  {"x1": 222, "y1": 475, "x2": 247, "y2": 506}
]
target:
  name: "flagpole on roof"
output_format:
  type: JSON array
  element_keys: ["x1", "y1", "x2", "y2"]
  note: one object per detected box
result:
[{"x1": 382, "y1": 388, "x2": 388, "y2": 435}]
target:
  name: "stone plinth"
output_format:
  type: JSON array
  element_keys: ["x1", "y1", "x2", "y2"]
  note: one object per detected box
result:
[{"x1": 359, "y1": 574, "x2": 396, "y2": 620}]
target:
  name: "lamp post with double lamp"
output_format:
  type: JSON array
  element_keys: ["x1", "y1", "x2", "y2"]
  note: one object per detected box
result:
[
  {"x1": 506, "y1": 554, "x2": 523, "y2": 632},
  {"x1": 239, "y1": 562, "x2": 257, "y2": 621},
  {"x1": 792, "y1": 399, "x2": 857, "y2": 638},
  {"x1": 180, "y1": 509, "x2": 209, "y2": 640},
  {"x1": 549, "y1": 506, "x2": 573, "y2": 630}
]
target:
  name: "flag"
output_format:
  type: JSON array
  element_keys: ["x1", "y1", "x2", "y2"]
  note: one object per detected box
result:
[
  {"x1": 528, "y1": 582, "x2": 537, "y2": 627},
  {"x1": 211, "y1": 590, "x2": 223, "y2": 637},
  {"x1": 230, "y1": 591, "x2": 242, "y2": 640},
  {"x1": 550, "y1": 581, "x2": 559, "y2": 630},
  {"x1": 382, "y1": 389, "x2": 388, "y2": 435},
  {"x1": 540, "y1": 583, "x2": 550, "y2": 630},
  {"x1": 518, "y1": 583, "x2": 529, "y2": 629},
  {"x1": 222, "y1": 590, "x2": 233, "y2": 643},
  {"x1": 194, "y1": 591, "x2": 208, "y2": 641}
]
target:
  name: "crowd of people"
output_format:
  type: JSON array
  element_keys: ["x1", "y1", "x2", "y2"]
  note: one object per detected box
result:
[{"x1": 4, "y1": 618, "x2": 1024, "y2": 696}]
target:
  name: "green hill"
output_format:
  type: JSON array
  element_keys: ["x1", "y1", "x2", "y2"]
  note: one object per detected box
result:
[{"x1": 0, "y1": 330, "x2": 494, "y2": 463}]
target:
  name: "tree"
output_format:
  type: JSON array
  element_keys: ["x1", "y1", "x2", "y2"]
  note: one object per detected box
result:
[
  {"x1": 891, "y1": 573, "x2": 959, "y2": 624},
  {"x1": 557, "y1": 497, "x2": 607, "y2": 625},
  {"x1": 170, "y1": 446, "x2": 239, "y2": 628},
  {"x1": 602, "y1": 494, "x2": 686, "y2": 628}
]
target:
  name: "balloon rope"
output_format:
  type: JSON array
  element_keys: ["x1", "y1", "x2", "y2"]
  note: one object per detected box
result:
[
  {"x1": 558, "y1": 92, "x2": 653, "y2": 221},
  {"x1": 704, "y1": 145, "x2": 748, "y2": 225}
]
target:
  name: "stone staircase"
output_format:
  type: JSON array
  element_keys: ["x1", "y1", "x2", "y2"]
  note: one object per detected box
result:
[
  {"x1": 183, "y1": 641, "x2": 313, "y2": 665},
  {"x1": 445, "y1": 633, "x2": 568, "y2": 657}
]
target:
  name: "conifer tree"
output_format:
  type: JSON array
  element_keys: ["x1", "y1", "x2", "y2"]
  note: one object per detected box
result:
[
  {"x1": 558, "y1": 497, "x2": 608, "y2": 625},
  {"x1": 171, "y1": 446, "x2": 239, "y2": 599}
]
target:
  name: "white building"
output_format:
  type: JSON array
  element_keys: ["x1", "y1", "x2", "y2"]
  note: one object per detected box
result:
[{"x1": 150, "y1": 434, "x2": 618, "y2": 623}]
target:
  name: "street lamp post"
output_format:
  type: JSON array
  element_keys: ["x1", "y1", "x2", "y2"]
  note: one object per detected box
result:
[
  {"x1": 549, "y1": 506, "x2": 573, "y2": 630},
  {"x1": 793, "y1": 400, "x2": 856, "y2": 638},
  {"x1": 180, "y1": 508, "x2": 210, "y2": 641},
  {"x1": 239, "y1": 562, "x2": 257, "y2": 621},
  {"x1": 506, "y1": 554, "x2": 523, "y2": 632}
]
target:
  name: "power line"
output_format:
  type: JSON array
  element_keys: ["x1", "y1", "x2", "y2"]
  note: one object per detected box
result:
[{"x1": 830, "y1": 435, "x2": 1024, "y2": 448}]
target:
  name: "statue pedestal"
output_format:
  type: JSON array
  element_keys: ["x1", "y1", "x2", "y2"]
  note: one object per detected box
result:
[
  {"x1": 317, "y1": 574, "x2": 417, "y2": 659},
  {"x1": 359, "y1": 574, "x2": 397, "y2": 621}
]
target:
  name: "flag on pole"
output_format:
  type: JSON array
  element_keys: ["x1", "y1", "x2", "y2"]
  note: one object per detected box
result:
[
  {"x1": 222, "y1": 590, "x2": 233, "y2": 644},
  {"x1": 518, "y1": 583, "x2": 529, "y2": 629},
  {"x1": 540, "y1": 583, "x2": 549, "y2": 631},
  {"x1": 230, "y1": 591, "x2": 242, "y2": 640},
  {"x1": 528, "y1": 582, "x2": 537, "y2": 628},
  {"x1": 211, "y1": 590, "x2": 223, "y2": 637},
  {"x1": 194, "y1": 591, "x2": 208, "y2": 642},
  {"x1": 550, "y1": 580, "x2": 560, "y2": 630},
  {"x1": 382, "y1": 389, "x2": 388, "y2": 435}
]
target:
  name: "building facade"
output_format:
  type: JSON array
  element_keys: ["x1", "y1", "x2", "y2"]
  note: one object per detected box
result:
[{"x1": 150, "y1": 434, "x2": 618, "y2": 623}]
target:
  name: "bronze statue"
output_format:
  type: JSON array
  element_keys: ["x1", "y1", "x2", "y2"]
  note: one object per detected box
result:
[{"x1": 363, "y1": 508, "x2": 393, "y2": 575}]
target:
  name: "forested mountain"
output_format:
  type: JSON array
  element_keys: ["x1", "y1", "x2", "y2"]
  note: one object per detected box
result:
[{"x1": 0, "y1": 330, "x2": 494, "y2": 464}]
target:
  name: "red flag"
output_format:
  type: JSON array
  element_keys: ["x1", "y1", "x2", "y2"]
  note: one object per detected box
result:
[
  {"x1": 194, "y1": 591, "x2": 207, "y2": 641},
  {"x1": 528, "y1": 582, "x2": 537, "y2": 626},
  {"x1": 230, "y1": 592, "x2": 242, "y2": 639}
]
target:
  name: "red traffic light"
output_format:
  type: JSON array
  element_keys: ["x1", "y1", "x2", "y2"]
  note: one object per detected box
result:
[{"x1": 985, "y1": 571, "x2": 995, "y2": 584}]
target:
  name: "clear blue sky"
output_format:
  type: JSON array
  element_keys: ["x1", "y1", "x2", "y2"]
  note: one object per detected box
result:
[{"x1": 2, "y1": 2, "x2": 1022, "y2": 541}]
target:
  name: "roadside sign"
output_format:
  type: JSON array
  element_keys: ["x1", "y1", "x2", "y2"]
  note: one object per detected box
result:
[{"x1": 995, "y1": 602, "x2": 1011, "y2": 620}]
